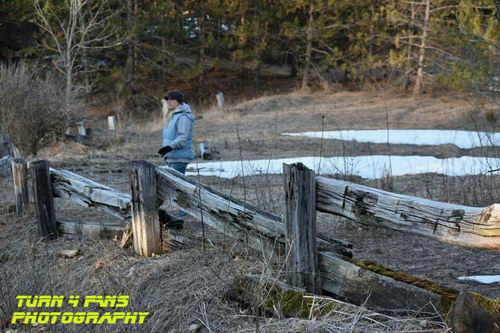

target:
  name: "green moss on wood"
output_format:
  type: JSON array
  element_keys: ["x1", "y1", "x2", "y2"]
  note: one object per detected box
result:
[
  {"x1": 350, "y1": 259, "x2": 499, "y2": 319},
  {"x1": 353, "y1": 260, "x2": 459, "y2": 297},
  {"x1": 472, "y1": 293, "x2": 500, "y2": 315},
  {"x1": 237, "y1": 277, "x2": 339, "y2": 319}
]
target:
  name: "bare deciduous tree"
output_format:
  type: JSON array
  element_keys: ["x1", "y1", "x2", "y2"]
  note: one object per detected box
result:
[{"x1": 31, "y1": 0, "x2": 124, "y2": 123}]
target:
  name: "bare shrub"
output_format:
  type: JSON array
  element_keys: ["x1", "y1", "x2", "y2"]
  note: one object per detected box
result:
[{"x1": 0, "y1": 63, "x2": 66, "y2": 156}]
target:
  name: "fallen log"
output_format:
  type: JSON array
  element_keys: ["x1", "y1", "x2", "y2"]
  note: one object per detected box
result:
[
  {"x1": 231, "y1": 274, "x2": 387, "y2": 319},
  {"x1": 156, "y1": 166, "x2": 352, "y2": 259},
  {"x1": 231, "y1": 274, "x2": 498, "y2": 332},
  {"x1": 50, "y1": 168, "x2": 131, "y2": 220},
  {"x1": 319, "y1": 251, "x2": 443, "y2": 311},
  {"x1": 316, "y1": 177, "x2": 500, "y2": 250}
]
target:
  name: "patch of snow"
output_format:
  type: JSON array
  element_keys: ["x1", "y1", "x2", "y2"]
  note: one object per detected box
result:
[
  {"x1": 457, "y1": 275, "x2": 500, "y2": 284},
  {"x1": 186, "y1": 155, "x2": 499, "y2": 179},
  {"x1": 281, "y1": 130, "x2": 499, "y2": 149}
]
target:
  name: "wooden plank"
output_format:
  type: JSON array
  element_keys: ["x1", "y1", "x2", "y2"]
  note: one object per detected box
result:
[
  {"x1": 318, "y1": 251, "x2": 443, "y2": 312},
  {"x1": 30, "y1": 160, "x2": 58, "y2": 238},
  {"x1": 58, "y1": 220, "x2": 125, "y2": 238},
  {"x1": 50, "y1": 168, "x2": 131, "y2": 220},
  {"x1": 129, "y1": 161, "x2": 162, "y2": 257},
  {"x1": 231, "y1": 274, "x2": 405, "y2": 320},
  {"x1": 284, "y1": 163, "x2": 319, "y2": 294},
  {"x1": 316, "y1": 177, "x2": 500, "y2": 250},
  {"x1": 156, "y1": 166, "x2": 352, "y2": 260},
  {"x1": 11, "y1": 158, "x2": 29, "y2": 217}
]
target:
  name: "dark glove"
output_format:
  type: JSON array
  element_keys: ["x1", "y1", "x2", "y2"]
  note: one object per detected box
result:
[{"x1": 158, "y1": 146, "x2": 173, "y2": 156}]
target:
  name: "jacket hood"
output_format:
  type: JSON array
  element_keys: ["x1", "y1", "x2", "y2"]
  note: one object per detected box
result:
[{"x1": 173, "y1": 103, "x2": 192, "y2": 115}]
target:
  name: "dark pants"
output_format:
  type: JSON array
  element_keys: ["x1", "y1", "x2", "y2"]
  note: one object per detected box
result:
[{"x1": 167, "y1": 162, "x2": 188, "y2": 217}]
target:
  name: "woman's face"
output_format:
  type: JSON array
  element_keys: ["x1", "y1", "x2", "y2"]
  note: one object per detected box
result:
[{"x1": 167, "y1": 98, "x2": 180, "y2": 110}]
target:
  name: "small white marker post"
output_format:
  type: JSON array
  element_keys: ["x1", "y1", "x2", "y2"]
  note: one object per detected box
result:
[
  {"x1": 216, "y1": 92, "x2": 225, "y2": 111},
  {"x1": 108, "y1": 116, "x2": 116, "y2": 131},
  {"x1": 77, "y1": 120, "x2": 87, "y2": 136}
]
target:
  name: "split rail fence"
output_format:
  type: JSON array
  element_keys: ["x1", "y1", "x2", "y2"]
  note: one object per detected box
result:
[{"x1": 6, "y1": 158, "x2": 500, "y2": 314}]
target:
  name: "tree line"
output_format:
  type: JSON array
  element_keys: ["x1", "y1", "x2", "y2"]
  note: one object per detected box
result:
[{"x1": 0, "y1": 0, "x2": 498, "y2": 105}]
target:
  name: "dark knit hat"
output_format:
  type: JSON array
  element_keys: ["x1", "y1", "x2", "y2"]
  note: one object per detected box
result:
[{"x1": 165, "y1": 90, "x2": 184, "y2": 104}]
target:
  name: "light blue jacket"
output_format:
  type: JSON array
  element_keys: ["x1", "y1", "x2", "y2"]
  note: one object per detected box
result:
[{"x1": 162, "y1": 103, "x2": 195, "y2": 163}]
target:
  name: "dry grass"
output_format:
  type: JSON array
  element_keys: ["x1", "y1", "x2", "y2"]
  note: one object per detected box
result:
[
  {"x1": 0, "y1": 211, "x2": 248, "y2": 332},
  {"x1": 0, "y1": 210, "x2": 451, "y2": 333}
]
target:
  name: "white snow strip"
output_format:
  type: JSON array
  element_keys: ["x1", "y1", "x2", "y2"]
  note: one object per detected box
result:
[
  {"x1": 281, "y1": 130, "x2": 500, "y2": 149},
  {"x1": 457, "y1": 275, "x2": 500, "y2": 284},
  {"x1": 186, "y1": 155, "x2": 500, "y2": 179}
]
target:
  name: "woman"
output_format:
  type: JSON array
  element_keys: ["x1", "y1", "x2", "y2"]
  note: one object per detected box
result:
[{"x1": 158, "y1": 90, "x2": 195, "y2": 219}]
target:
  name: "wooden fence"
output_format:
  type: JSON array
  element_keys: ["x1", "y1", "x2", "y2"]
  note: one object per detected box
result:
[{"x1": 6, "y1": 159, "x2": 500, "y2": 315}]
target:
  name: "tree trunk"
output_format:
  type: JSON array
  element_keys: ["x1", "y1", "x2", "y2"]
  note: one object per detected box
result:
[
  {"x1": 161, "y1": 39, "x2": 167, "y2": 82},
  {"x1": 255, "y1": 61, "x2": 261, "y2": 91},
  {"x1": 301, "y1": 3, "x2": 314, "y2": 90},
  {"x1": 290, "y1": 53, "x2": 298, "y2": 78},
  {"x1": 65, "y1": 65, "x2": 73, "y2": 126},
  {"x1": 198, "y1": 14, "x2": 206, "y2": 101},
  {"x1": 413, "y1": 0, "x2": 430, "y2": 97},
  {"x1": 403, "y1": 1, "x2": 416, "y2": 92},
  {"x1": 127, "y1": 0, "x2": 136, "y2": 91}
]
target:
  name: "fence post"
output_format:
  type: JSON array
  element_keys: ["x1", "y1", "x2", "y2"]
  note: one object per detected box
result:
[
  {"x1": 108, "y1": 116, "x2": 116, "y2": 131},
  {"x1": 12, "y1": 158, "x2": 29, "y2": 217},
  {"x1": 283, "y1": 162, "x2": 320, "y2": 294},
  {"x1": 129, "y1": 161, "x2": 162, "y2": 257},
  {"x1": 30, "y1": 160, "x2": 58, "y2": 238},
  {"x1": 216, "y1": 92, "x2": 225, "y2": 111}
]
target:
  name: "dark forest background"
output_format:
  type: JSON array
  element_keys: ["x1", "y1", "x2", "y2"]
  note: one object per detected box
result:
[{"x1": 0, "y1": 0, "x2": 498, "y2": 154}]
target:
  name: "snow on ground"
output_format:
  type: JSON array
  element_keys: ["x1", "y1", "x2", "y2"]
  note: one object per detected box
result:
[
  {"x1": 186, "y1": 155, "x2": 500, "y2": 179},
  {"x1": 281, "y1": 130, "x2": 499, "y2": 149},
  {"x1": 457, "y1": 275, "x2": 500, "y2": 284}
]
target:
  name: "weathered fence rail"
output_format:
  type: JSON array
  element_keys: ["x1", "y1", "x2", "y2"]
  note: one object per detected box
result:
[
  {"x1": 12, "y1": 159, "x2": 499, "y2": 321},
  {"x1": 316, "y1": 177, "x2": 500, "y2": 250},
  {"x1": 50, "y1": 168, "x2": 131, "y2": 220},
  {"x1": 156, "y1": 165, "x2": 352, "y2": 259}
]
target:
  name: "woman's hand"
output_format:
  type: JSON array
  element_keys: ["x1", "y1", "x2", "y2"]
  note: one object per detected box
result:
[{"x1": 158, "y1": 146, "x2": 173, "y2": 156}]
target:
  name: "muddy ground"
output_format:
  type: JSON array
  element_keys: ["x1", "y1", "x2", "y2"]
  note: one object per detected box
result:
[{"x1": 1, "y1": 90, "x2": 499, "y2": 331}]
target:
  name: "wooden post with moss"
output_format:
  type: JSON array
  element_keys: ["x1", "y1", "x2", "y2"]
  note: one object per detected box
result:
[
  {"x1": 30, "y1": 160, "x2": 58, "y2": 238},
  {"x1": 129, "y1": 161, "x2": 162, "y2": 257},
  {"x1": 12, "y1": 158, "x2": 29, "y2": 217},
  {"x1": 283, "y1": 163, "x2": 320, "y2": 294}
]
